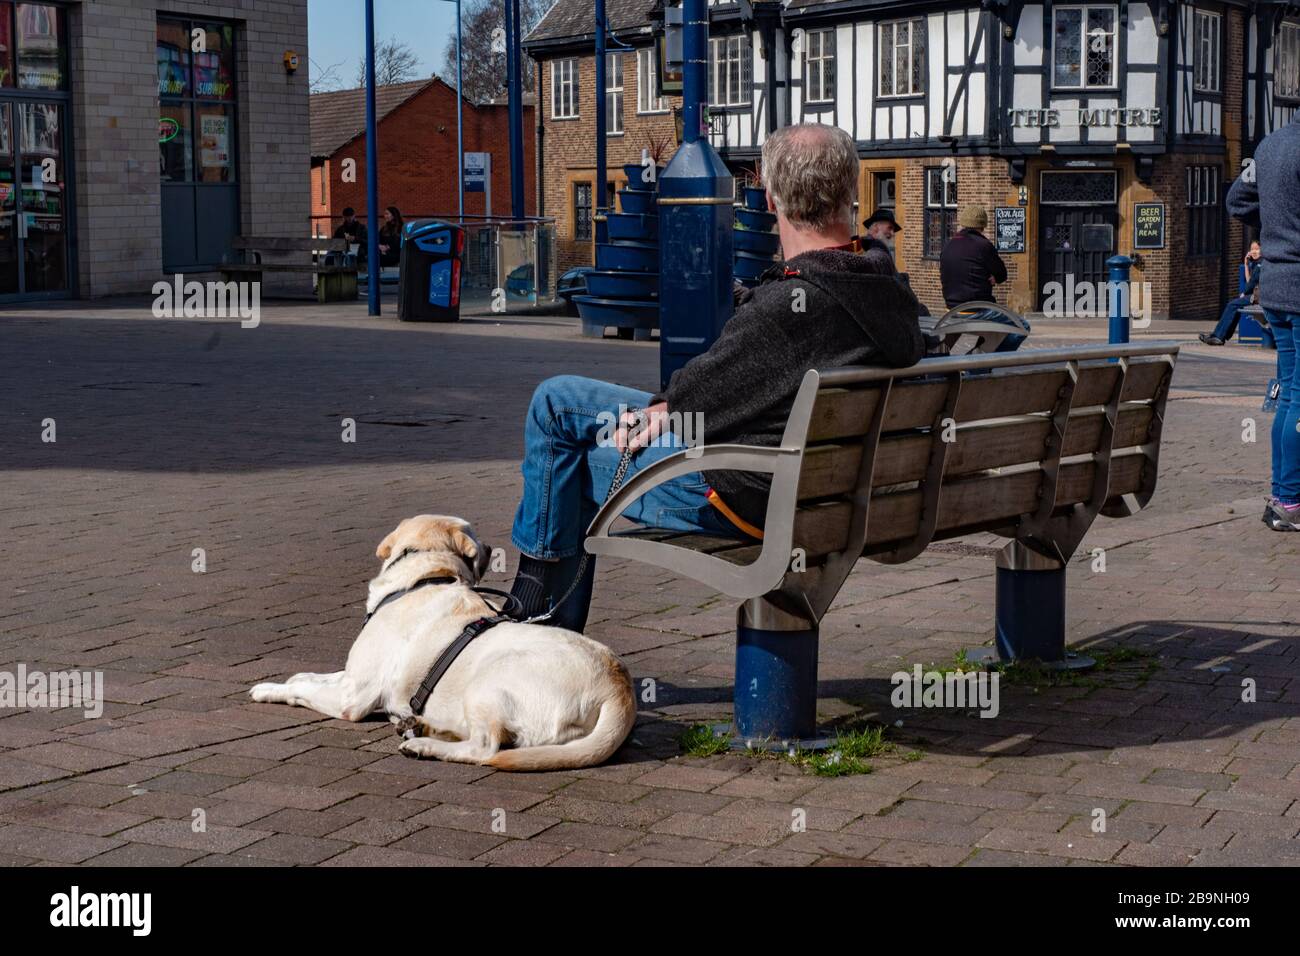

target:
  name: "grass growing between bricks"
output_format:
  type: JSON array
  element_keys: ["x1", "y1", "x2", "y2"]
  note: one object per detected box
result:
[
  {"x1": 679, "y1": 722, "x2": 919, "y2": 777},
  {"x1": 930, "y1": 647, "x2": 1162, "y2": 691}
]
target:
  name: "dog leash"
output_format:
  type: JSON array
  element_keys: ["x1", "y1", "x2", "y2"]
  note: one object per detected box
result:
[{"x1": 404, "y1": 418, "x2": 645, "y2": 720}]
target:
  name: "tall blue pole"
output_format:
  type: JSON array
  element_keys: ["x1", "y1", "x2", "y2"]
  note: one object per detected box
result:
[
  {"x1": 506, "y1": 0, "x2": 525, "y2": 220},
  {"x1": 595, "y1": 0, "x2": 606, "y2": 214},
  {"x1": 456, "y1": 0, "x2": 464, "y2": 219},
  {"x1": 364, "y1": 0, "x2": 380, "y2": 315},
  {"x1": 681, "y1": 0, "x2": 706, "y2": 145}
]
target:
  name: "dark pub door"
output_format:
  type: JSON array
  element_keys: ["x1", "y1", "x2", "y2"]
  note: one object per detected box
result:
[{"x1": 1037, "y1": 169, "x2": 1119, "y2": 314}]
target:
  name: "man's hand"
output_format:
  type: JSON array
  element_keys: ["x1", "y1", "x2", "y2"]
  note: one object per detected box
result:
[{"x1": 616, "y1": 401, "x2": 669, "y2": 452}]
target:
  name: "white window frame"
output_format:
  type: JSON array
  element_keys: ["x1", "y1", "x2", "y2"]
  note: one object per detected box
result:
[
  {"x1": 805, "y1": 27, "x2": 836, "y2": 103},
  {"x1": 1193, "y1": 9, "x2": 1222, "y2": 93},
  {"x1": 606, "y1": 53, "x2": 624, "y2": 135},
  {"x1": 637, "y1": 47, "x2": 667, "y2": 114},
  {"x1": 1052, "y1": 4, "x2": 1118, "y2": 90},
  {"x1": 878, "y1": 18, "x2": 926, "y2": 98},
  {"x1": 1278, "y1": 21, "x2": 1300, "y2": 101},
  {"x1": 551, "y1": 58, "x2": 578, "y2": 120},
  {"x1": 708, "y1": 35, "x2": 752, "y2": 107}
]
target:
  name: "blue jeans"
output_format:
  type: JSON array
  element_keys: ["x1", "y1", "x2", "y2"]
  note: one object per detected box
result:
[
  {"x1": 511, "y1": 375, "x2": 745, "y2": 559},
  {"x1": 1267, "y1": 311, "x2": 1300, "y2": 502},
  {"x1": 1212, "y1": 296, "x2": 1251, "y2": 341}
]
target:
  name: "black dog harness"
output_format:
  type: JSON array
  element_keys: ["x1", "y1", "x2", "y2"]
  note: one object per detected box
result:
[{"x1": 364, "y1": 561, "x2": 523, "y2": 717}]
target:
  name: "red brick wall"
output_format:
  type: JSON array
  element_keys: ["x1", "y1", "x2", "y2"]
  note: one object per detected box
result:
[{"x1": 318, "y1": 81, "x2": 536, "y2": 231}]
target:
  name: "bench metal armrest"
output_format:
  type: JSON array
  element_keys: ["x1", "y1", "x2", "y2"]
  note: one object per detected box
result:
[{"x1": 583, "y1": 369, "x2": 821, "y2": 600}]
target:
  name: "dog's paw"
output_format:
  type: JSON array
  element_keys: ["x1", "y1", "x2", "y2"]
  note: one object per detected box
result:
[
  {"x1": 399, "y1": 737, "x2": 436, "y2": 759},
  {"x1": 392, "y1": 715, "x2": 424, "y2": 740},
  {"x1": 249, "y1": 683, "x2": 278, "y2": 703}
]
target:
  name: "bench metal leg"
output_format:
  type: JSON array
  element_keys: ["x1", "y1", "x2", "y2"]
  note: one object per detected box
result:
[
  {"x1": 968, "y1": 542, "x2": 1094, "y2": 670},
  {"x1": 728, "y1": 597, "x2": 824, "y2": 748}
]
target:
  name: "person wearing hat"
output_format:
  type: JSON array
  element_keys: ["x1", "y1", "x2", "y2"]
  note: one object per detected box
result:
[
  {"x1": 939, "y1": 204, "x2": 1007, "y2": 309},
  {"x1": 859, "y1": 208, "x2": 901, "y2": 272}
]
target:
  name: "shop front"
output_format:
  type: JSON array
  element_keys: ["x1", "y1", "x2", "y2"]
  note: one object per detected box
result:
[{"x1": 0, "y1": 0, "x2": 71, "y2": 301}]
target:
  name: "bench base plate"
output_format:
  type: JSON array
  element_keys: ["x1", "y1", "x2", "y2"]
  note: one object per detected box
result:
[
  {"x1": 963, "y1": 646, "x2": 1097, "y2": 671},
  {"x1": 708, "y1": 724, "x2": 838, "y2": 753}
]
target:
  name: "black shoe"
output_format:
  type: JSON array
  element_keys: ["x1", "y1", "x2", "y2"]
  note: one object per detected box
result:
[
  {"x1": 1198, "y1": 333, "x2": 1225, "y2": 346},
  {"x1": 509, "y1": 553, "x2": 596, "y2": 632}
]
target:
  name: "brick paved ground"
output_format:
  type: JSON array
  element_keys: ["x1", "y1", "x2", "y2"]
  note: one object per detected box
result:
[{"x1": 0, "y1": 299, "x2": 1296, "y2": 866}]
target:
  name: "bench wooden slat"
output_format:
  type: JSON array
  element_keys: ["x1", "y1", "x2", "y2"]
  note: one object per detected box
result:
[
  {"x1": 797, "y1": 404, "x2": 1155, "y2": 498},
  {"x1": 805, "y1": 358, "x2": 1169, "y2": 444},
  {"x1": 790, "y1": 451, "x2": 1146, "y2": 557},
  {"x1": 221, "y1": 263, "x2": 357, "y2": 274},
  {"x1": 233, "y1": 236, "x2": 350, "y2": 253}
]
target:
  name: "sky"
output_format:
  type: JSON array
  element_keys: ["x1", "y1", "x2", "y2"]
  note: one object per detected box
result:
[{"x1": 308, "y1": 0, "x2": 459, "y2": 90}]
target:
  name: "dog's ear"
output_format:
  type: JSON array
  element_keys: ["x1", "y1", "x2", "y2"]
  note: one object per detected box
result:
[
  {"x1": 449, "y1": 528, "x2": 486, "y2": 582},
  {"x1": 376, "y1": 525, "x2": 402, "y2": 561},
  {"x1": 472, "y1": 540, "x2": 493, "y2": 582}
]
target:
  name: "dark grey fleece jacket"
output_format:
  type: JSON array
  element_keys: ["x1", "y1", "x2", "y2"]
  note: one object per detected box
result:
[
  {"x1": 653, "y1": 247, "x2": 925, "y2": 531},
  {"x1": 1227, "y1": 113, "x2": 1300, "y2": 314}
]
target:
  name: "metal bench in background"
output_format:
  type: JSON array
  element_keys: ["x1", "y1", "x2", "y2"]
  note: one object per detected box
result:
[
  {"x1": 585, "y1": 342, "x2": 1179, "y2": 747},
  {"x1": 920, "y1": 301, "x2": 1032, "y2": 356}
]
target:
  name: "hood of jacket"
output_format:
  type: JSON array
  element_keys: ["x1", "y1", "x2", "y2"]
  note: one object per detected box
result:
[{"x1": 775, "y1": 247, "x2": 925, "y2": 367}]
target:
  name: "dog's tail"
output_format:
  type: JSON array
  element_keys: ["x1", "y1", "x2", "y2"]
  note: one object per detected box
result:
[{"x1": 488, "y1": 660, "x2": 636, "y2": 772}]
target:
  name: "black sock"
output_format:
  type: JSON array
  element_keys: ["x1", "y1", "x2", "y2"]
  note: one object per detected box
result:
[
  {"x1": 510, "y1": 554, "x2": 552, "y2": 618},
  {"x1": 548, "y1": 553, "x2": 597, "y2": 634}
]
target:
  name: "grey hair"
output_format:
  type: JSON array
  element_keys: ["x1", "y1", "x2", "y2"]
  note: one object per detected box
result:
[{"x1": 761, "y1": 123, "x2": 858, "y2": 232}]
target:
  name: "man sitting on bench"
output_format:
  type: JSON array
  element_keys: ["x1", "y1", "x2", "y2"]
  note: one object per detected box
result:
[{"x1": 508, "y1": 123, "x2": 926, "y2": 632}]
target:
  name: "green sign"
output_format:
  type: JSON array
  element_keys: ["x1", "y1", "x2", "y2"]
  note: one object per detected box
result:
[
  {"x1": 159, "y1": 118, "x2": 179, "y2": 144},
  {"x1": 1133, "y1": 202, "x2": 1165, "y2": 250}
]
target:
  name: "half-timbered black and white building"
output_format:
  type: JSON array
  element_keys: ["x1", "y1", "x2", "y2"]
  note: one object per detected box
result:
[{"x1": 526, "y1": 0, "x2": 1300, "y2": 318}]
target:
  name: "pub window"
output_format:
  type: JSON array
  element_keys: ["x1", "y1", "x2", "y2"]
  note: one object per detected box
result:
[
  {"x1": 875, "y1": 171, "x2": 897, "y2": 209},
  {"x1": 923, "y1": 166, "x2": 958, "y2": 259},
  {"x1": 574, "y1": 181, "x2": 593, "y2": 241},
  {"x1": 551, "y1": 58, "x2": 578, "y2": 119},
  {"x1": 1193, "y1": 9, "x2": 1221, "y2": 93},
  {"x1": 606, "y1": 53, "x2": 624, "y2": 135},
  {"x1": 879, "y1": 19, "x2": 926, "y2": 97},
  {"x1": 1186, "y1": 165, "x2": 1222, "y2": 258},
  {"x1": 1278, "y1": 22, "x2": 1300, "y2": 101},
  {"x1": 637, "y1": 47, "x2": 667, "y2": 113},
  {"x1": 708, "y1": 35, "x2": 751, "y2": 107},
  {"x1": 805, "y1": 28, "x2": 836, "y2": 103},
  {"x1": 1053, "y1": 5, "x2": 1117, "y2": 89}
]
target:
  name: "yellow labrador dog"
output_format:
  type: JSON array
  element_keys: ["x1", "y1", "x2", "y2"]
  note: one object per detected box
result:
[{"x1": 250, "y1": 515, "x2": 635, "y2": 770}]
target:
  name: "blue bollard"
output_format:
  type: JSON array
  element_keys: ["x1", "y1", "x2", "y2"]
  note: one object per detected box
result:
[
  {"x1": 1107, "y1": 254, "x2": 1133, "y2": 347},
  {"x1": 975, "y1": 542, "x2": 1094, "y2": 671},
  {"x1": 734, "y1": 622, "x2": 819, "y2": 742}
]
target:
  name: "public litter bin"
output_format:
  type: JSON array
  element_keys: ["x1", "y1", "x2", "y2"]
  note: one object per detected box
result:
[{"x1": 398, "y1": 220, "x2": 464, "y2": 322}]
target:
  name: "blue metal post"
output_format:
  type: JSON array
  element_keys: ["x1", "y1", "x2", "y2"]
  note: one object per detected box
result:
[
  {"x1": 595, "y1": 0, "x2": 606, "y2": 215},
  {"x1": 735, "y1": 620, "x2": 820, "y2": 743},
  {"x1": 364, "y1": 0, "x2": 380, "y2": 316},
  {"x1": 1107, "y1": 254, "x2": 1133, "y2": 346},
  {"x1": 983, "y1": 542, "x2": 1093, "y2": 670},
  {"x1": 657, "y1": 0, "x2": 733, "y2": 390},
  {"x1": 506, "y1": 0, "x2": 525, "y2": 220},
  {"x1": 456, "y1": 0, "x2": 464, "y2": 219}
]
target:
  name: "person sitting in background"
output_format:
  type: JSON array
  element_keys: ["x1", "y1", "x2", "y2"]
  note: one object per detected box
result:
[
  {"x1": 939, "y1": 205, "x2": 1008, "y2": 308},
  {"x1": 1200, "y1": 241, "x2": 1265, "y2": 346},
  {"x1": 860, "y1": 208, "x2": 901, "y2": 273},
  {"x1": 377, "y1": 206, "x2": 404, "y2": 268},
  {"x1": 333, "y1": 207, "x2": 367, "y2": 261}
]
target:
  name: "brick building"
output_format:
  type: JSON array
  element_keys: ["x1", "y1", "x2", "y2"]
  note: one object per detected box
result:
[
  {"x1": 0, "y1": 0, "x2": 312, "y2": 300},
  {"x1": 310, "y1": 79, "x2": 536, "y2": 236},
  {"x1": 526, "y1": 0, "x2": 1300, "y2": 320},
  {"x1": 526, "y1": 0, "x2": 676, "y2": 272}
]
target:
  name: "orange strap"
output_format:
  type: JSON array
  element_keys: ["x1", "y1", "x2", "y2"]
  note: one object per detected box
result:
[{"x1": 706, "y1": 489, "x2": 764, "y2": 540}]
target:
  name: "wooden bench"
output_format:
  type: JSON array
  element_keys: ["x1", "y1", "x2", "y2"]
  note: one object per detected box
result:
[
  {"x1": 585, "y1": 342, "x2": 1179, "y2": 745},
  {"x1": 221, "y1": 237, "x2": 358, "y2": 303}
]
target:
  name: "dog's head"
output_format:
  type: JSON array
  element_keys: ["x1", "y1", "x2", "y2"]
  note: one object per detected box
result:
[{"x1": 375, "y1": 515, "x2": 492, "y2": 585}]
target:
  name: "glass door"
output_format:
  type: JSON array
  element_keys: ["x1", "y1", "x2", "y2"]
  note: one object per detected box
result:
[{"x1": 0, "y1": 2, "x2": 72, "y2": 299}]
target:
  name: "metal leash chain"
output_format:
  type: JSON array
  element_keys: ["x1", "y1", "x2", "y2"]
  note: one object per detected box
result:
[{"x1": 518, "y1": 411, "x2": 644, "y2": 625}]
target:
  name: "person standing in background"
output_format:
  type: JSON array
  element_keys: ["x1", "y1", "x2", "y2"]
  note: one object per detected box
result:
[{"x1": 1227, "y1": 113, "x2": 1300, "y2": 531}]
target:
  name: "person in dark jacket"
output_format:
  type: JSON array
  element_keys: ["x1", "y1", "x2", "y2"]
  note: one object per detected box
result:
[
  {"x1": 333, "y1": 207, "x2": 367, "y2": 263},
  {"x1": 1199, "y1": 241, "x2": 1263, "y2": 345},
  {"x1": 507, "y1": 124, "x2": 925, "y2": 631},
  {"x1": 377, "y1": 206, "x2": 403, "y2": 267},
  {"x1": 939, "y1": 205, "x2": 1007, "y2": 308},
  {"x1": 1228, "y1": 113, "x2": 1300, "y2": 531}
]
